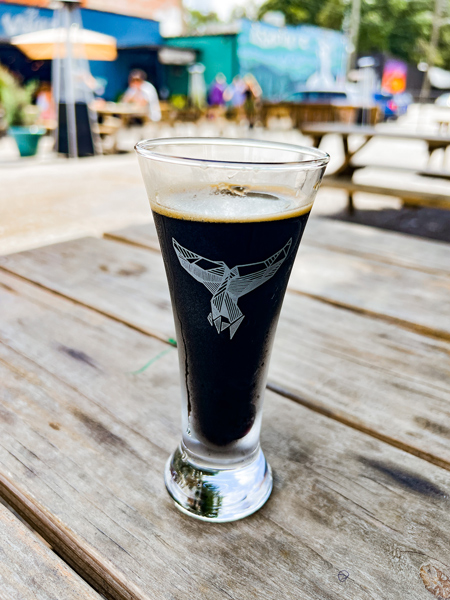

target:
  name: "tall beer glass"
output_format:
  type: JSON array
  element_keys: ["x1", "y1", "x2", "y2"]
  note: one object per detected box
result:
[{"x1": 136, "y1": 138, "x2": 329, "y2": 522}]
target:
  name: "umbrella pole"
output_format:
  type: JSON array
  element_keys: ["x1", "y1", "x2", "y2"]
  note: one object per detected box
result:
[
  {"x1": 52, "y1": 38, "x2": 61, "y2": 154},
  {"x1": 63, "y1": 4, "x2": 78, "y2": 159}
]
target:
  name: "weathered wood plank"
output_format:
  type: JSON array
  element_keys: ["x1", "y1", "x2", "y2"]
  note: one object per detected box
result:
[
  {"x1": 274, "y1": 293, "x2": 450, "y2": 469},
  {"x1": 1, "y1": 234, "x2": 449, "y2": 341},
  {"x1": 290, "y1": 243, "x2": 450, "y2": 339},
  {"x1": 105, "y1": 223, "x2": 160, "y2": 253},
  {"x1": 105, "y1": 223, "x2": 450, "y2": 339},
  {"x1": 0, "y1": 271, "x2": 449, "y2": 600},
  {"x1": 0, "y1": 237, "x2": 176, "y2": 344},
  {"x1": 305, "y1": 219, "x2": 450, "y2": 277},
  {"x1": 0, "y1": 500, "x2": 102, "y2": 600},
  {"x1": 104, "y1": 218, "x2": 450, "y2": 277},
  {"x1": 1, "y1": 241, "x2": 450, "y2": 468}
]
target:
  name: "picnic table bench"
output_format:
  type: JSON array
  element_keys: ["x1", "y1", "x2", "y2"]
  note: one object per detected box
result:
[
  {"x1": 438, "y1": 117, "x2": 450, "y2": 135},
  {"x1": 261, "y1": 103, "x2": 379, "y2": 128},
  {"x1": 93, "y1": 103, "x2": 153, "y2": 154},
  {"x1": 301, "y1": 123, "x2": 450, "y2": 211},
  {"x1": 0, "y1": 216, "x2": 449, "y2": 599}
]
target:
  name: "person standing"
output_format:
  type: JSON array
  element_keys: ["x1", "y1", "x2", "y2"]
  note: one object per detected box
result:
[
  {"x1": 224, "y1": 75, "x2": 246, "y2": 109},
  {"x1": 243, "y1": 74, "x2": 262, "y2": 129},
  {"x1": 208, "y1": 73, "x2": 227, "y2": 107},
  {"x1": 123, "y1": 69, "x2": 161, "y2": 122},
  {"x1": 223, "y1": 75, "x2": 247, "y2": 121}
]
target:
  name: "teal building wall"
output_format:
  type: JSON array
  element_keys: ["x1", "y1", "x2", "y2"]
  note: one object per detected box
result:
[{"x1": 165, "y1": 34, "x2": 239, "y2": 96}]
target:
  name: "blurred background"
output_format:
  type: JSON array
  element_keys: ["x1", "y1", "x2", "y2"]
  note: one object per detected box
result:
[{"x1": 0, "y1": 0, "x2": 449, "y2": 255}]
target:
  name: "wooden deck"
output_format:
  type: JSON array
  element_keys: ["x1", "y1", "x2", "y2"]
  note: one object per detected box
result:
[{"x1": 0, "y1": 216, "x2": 449, "y2": 599}]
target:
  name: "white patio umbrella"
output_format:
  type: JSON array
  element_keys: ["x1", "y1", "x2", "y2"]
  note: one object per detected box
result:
[{"x1": 11, "y1": 26, "x2": 117, "y2": 62}]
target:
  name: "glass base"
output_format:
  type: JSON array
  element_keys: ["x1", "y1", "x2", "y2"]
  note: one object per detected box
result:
[{"x1": 165, "y1": 445, "x2": 273, "y2": 522}]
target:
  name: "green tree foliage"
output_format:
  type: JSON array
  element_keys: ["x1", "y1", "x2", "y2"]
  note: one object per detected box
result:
[
  {"x1": 229, "y1": 2, "x2": 260, "y2": 21},
  {"x1": 185, "y1": 9, "x2": 220, "y2": 31},
  {"x1": 258, "y1": 0, "x2": 450, "y2": 69}
]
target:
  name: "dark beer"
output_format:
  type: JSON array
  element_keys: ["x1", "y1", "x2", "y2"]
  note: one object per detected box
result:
[{"x1": 153, "y1": 188, "x2": 311, "y2": 449}]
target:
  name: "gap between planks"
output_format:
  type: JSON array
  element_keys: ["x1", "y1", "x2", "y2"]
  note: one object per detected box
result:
[
  {"x1": 1, "y1": 265, "x2": 450, "y2": 476},
  {"x1": 0, "y1": 267, "x2": 174, "y2": 347},
  {"x1": 287, "y1": 287, "x2": 450, "y2": 344},
  {"x1": 0, "y1": 498, "x2": 104, "y2": 600},
  {"x1": 104, "y1": 232, "x2": 161, "y2": 255},
  {"x1": 103, "y1": 229, "x2": 450, "y2": 344},
  {"x1": 267, "y1": 383, "x2": 450, "y2": 473},
  {"x1": 106, "y1": 223, "x2": 450, "y2": 279},
  {"x1": 0, "y1": 470, "x2": 150, "y2": 600},
  {"x1": 303, "y1": 238, "x2": 448, "y2": 277}
]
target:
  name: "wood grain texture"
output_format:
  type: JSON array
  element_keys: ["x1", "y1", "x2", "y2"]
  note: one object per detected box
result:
[
  {"x1": 0, "y1": 271, "x2": 449, "y2": 600},
  {"x1": 0, "y1": 237, "x2": 175, "y2": 343},
  {"x1": 304, "y1": 219, "x2": 450, "y2": 277},
  {"x1": 0, "y1": 501, "x2": 102, "y2": 600},
  {"x1": 272, "y1": 293, "x2": 450, "y2": 469},
  {"x1": 1, "y1": 240, "x2": 450, "y2": 468},
  {"x1": 105, "y1": 224, "x2": 160, "y2": 253},
  {"x1": 290, "y1": 243, "x2": 450, "y2": 340},
  {"x1": 103, "y1": 218, "x2": 450, "y2": 277},
  {"x1": 104, "y1": 222, "x2": 450, "y2": 339},
  {"x1": 1, "y1": 232, "x2": 449, "y2": 341}
]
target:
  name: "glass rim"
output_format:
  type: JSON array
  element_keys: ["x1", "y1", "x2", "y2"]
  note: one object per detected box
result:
[{"x1": 135, "y1": 137, "x2": 330, "y2": 170}]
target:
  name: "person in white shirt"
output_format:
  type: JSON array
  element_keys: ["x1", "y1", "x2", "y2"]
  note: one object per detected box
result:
[{"x1": 123, "y1": 69, "x2": 161, "y2": 122}]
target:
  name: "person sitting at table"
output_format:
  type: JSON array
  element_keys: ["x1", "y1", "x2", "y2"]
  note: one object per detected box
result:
[
  {"x1": 122, "y1": 69, "x2": 161, "y2": 123},
  {"x1": 36, "y1": 82, "x2": 55, "y2": 126}
]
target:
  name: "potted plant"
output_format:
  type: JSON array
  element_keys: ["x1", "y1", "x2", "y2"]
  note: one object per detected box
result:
[{"x1": 0, "y1": 65, "x2": 45, "y2": 157}]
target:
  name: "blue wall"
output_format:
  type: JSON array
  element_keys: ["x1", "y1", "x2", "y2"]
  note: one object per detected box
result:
[
  {"x1": 0, "y1": 4, "x2": 162, "y2": 100},
  {"x1": 81, "y1": 9, "x2": 161, "y2": 48}
]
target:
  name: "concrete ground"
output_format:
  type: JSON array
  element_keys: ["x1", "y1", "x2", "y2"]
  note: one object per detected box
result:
[{"x1": 1, "y1": 106, "x2": 449, "y2": 256}]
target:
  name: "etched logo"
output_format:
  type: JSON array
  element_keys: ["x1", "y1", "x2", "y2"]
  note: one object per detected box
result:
[{"x1": 173, "y1": 238, "x2": 292, "y2": 339}]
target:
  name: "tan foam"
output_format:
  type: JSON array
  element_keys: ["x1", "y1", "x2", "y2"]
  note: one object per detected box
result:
[{"x1": 150, "y1": 184, "x2": 313, "y2": 223}]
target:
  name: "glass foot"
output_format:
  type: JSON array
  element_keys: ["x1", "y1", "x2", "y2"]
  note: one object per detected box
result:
[{"x1": 165, "y1": 445, "x2": 273, "y2": 522}]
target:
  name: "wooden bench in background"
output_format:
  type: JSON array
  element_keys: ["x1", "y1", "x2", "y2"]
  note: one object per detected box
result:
[
  {"x1": 301, "y1": 122, "x2": 450, "y2": 211},
  {"x1": 261, "y1": 103, "x2": 379, "y2": 128}
]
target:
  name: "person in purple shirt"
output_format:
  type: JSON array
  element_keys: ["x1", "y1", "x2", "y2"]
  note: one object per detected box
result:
[{"x1": 208, "y1": 73, "x2": 227, "y2": 106}]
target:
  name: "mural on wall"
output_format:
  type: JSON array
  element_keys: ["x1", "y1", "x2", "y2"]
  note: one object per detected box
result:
[
  {"x1": 0, "y1": 0, "x2": 183, "y2": 36},
  {"x1": 1, "y1": 6, "x2": 54, "y2": 36},
  {"x1": 237, "y1": 19, "x2": 347, "y2": 100}
]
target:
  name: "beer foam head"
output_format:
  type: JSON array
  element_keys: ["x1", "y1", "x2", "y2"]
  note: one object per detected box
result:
[{"x1": 151, "y1": 184, "x2": 313, "y2": 222}]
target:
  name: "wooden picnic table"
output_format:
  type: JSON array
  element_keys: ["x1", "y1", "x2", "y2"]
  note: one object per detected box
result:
[
  {"x1": 302, "y1": 122, "x2": 450, "y2": 175},
  {"x1": 0, "y1": 216, "x2": 449, "y2": 599},
  {"x1": 261, "y1": 103, "x2": 379, "y2": 128},
  {"x1": 301, "y1": 123, "x2": 450, "y2": 211},
  {"x1": 438, "y1": 117, "x2": 450, "y2": 135},
  {"x1": 95, "y1": 101, "x2": 173, "y2": 125},
  {"x1": 95, "y1": 102, "x2": 150, "y2": 123}
]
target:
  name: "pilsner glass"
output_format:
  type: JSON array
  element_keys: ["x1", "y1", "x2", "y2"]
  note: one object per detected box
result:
[{"x1": 136, "y1": 138, "x2": 329, "y2": 522}]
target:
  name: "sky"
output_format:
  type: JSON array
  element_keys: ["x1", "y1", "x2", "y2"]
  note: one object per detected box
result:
[{"x1": 183, "y1": 0, "x2": 265, "y2": 21}]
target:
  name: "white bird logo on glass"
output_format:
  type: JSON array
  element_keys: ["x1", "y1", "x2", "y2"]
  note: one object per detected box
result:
[{"x1": 173, "y1": 238, "x2": 292, "y2": 339}]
